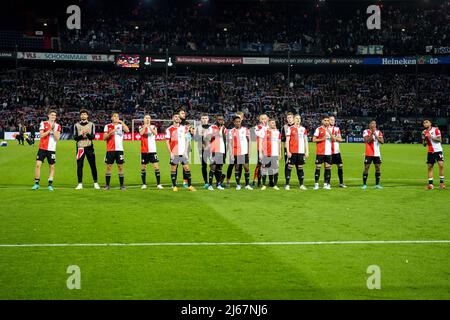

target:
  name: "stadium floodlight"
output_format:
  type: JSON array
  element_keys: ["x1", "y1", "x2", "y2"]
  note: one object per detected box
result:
[{"x1": 167, "y1": 57, "x2": 173, "y2": 67}]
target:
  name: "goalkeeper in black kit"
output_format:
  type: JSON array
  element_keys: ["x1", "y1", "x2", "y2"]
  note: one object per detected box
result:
[{"x1": 73, "y1": 109, "x2": 100, "y2": 190}]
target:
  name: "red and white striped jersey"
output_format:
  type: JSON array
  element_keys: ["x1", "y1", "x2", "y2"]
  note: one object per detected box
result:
[
  {"x1": 286, "y1": 125, "x2": 308, "y2": 154},
  {"x1": 228, "y1": 127, "x2": 250, "y2": 156},
  {"x1": 254, "y1": 124, "x2": 268, "y2": 151},
  {"x1": 208, "y1": 125, "x2": 227, "y2": 153},
  {"x1": 314, "y1": 126, "x2": 332, "y2": 155},
  {"x1": 104, "y1": 123, "x2": 125, "y2": 152},
  {"x1": 363, "y1": 129, "x2": 383, "y2": 157},
  {"x1": 330, "y1": 126, "x2": 341, "y2": 154},
  {"x1": 165, "y1": 124, "x2": 189, "y2": 156},
  {"x1": 423, "y1": 127, "x2": 443, "y2": 153},
  {"x1": 39, "y1": 121, "x2": 61, "y2": 152},
  {"x1": 140, "y1": 125, "x2": 157, "y2": 153},
  {"x1": 261, "y1": 129, "x2": 281, "y2": 157}
]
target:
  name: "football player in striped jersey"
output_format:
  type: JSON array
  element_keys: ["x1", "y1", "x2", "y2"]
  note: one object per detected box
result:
[
  {"x1": 362, "y1": 120, "x2": 384, "y2": 190},
  {"x1": 32, "y1": 109, "x2": 61, "y2": 191},
  {"x1": 103, "y1": 112, "x2": 130, "y2": 190},
  {"x1": 285, "y1": 115, "x2": 309, "y2": 190},
  {"x1": 139, "y1": 115, "x2": 163, "y2": 190},
  {"x1": 422, "y1": 119, "x2": 445, "y2": 189}
]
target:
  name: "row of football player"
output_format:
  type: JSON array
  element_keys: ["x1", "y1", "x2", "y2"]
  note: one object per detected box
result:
[{"x1": 30, "y1": 109, "x2": 445, "y2": 191}]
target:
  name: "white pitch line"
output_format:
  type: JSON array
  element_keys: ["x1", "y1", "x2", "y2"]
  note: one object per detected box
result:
[{"x1": 0, "y1": 240, "x2": 450, "y2": 248}]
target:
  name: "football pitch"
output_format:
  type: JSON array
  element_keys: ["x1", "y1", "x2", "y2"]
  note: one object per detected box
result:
[{"x1": 0, "y1": 141, "x2": 449, "y2": 299}]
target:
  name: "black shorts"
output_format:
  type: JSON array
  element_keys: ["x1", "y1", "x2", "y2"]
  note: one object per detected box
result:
[
  {"x1": 170, "y1": 155, "x2": 189, "y2": 165},
  {"x1": 210, "y1": 152, "x2": 225, "y2": 165},
  {"x1": 331, "y1": 153, "x2": 343, "y2": 165},
  {"x1": 288, "y1": 153, "x2": 306, "y2": 166},
  {"x1": 427, "y1": 152, "x2": 444, "y2": 164},
  {"x1": 315, "y1": 155, "x2": 332, "y2": 165},
  {"x1": 364, "y1": 156, "x2": 382, "y2": 165},
  {"x1": 36, "y1": 149, "x2": 56, "y2": 165},
  {"x1": 261, "y1": 155, "x2": 279, "y2": 171},
  {"x1": 231, "y1": 154, "x2": 249, "y2": 165},
  {"x1": 105, "y1": 151, "x2": 124, "y2": 164},
  {"x1": 141, "y1": 152, "x2": 159, "y2": 164}
]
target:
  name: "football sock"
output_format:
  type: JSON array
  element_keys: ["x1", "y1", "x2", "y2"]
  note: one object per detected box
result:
[
  {"x1": 141, "y1": 169, "x2": 146, "y2": 185},
  {"x1": 297, "y1": 167, "x2": 304, "y2": 185},
  {"x1": 363, "y1": 173, "x2": 368, "y2": 185},
  {"x1": 252, "y1": 165, "x2": 259, "y2": 182},
  {"x1": 155, "y1": 169, "x2": 161, "y2": 185},
  {"x1": 338, "y1": 167, "x2": 344, "y2": 184},
  {"x1": 48, "y1": 179, "x2": 53, "y2": 187},
  {"x1": 274, "y1": 173, "x2": 279, "y2": 185},
  {"x1": 244, "y1": 172, "x2": 250, "y2": 186},
  {"x1": 227, "y1": 164, "x2": 234, "y2": 180},
  {"x1": 215, "y1": 166, "x2": 223, "y2": 185},
  {"x1": 314, "y1": 168, "x2": 320, "y2": 183},
  {"x1": 440, "y1": 176, "x2": 444, "y2": 183},
  {"x1": 257, "y1": 167, "x2": 261, "y2": 186},
  {"x1": 325, "y1": 168, "x2": 331, "y2": 184},
  {"x1": 375, "y1": 171, "x2": 381, "y2": 185},
  {"x1": 119, "y1": 174, "x2": 124, "y2": 187},
  {"x1": 171, "y1": 171, "x2": 177, "y2": 187},
  {"x1": 185, "y1": 170, "x2": 192, "y2": 187},
  {"x1": 209, "y1": 170, "x2": 214, "y2": 186},
  {"x1": 269, "y1": 174, "x2": 274, "y2": 187},
  {"x1": 202, "y1": 161, "x2": 208, "y2": 184},
  {"x1": 235, "y1": 167, "x2": 242, "y2": 185},
  {"x1": 428, "y1": 178, "x2": 433, "y2": 185},
  {"x1": 34, "y1": 178, "x2": 40, "y2": 185},
  {"x1": 105, "y1": 173, "x2": 111, "y2": 186},
  {"x1": 285, "y1": 166, "x2": 292, "y2": 185}
]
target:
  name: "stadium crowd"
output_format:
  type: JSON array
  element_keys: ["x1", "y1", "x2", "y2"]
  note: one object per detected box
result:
[
  {"x1": 59, "y1": 0, "x2": 450, "y2": 55},
  {"x1": 0, "y1": 68, "x2": 449, "y2": 143}
]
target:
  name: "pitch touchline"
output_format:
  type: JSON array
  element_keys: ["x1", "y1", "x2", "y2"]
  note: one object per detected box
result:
[{"x1": 0, "y1": 240, "x2": 450, "y2": 248}]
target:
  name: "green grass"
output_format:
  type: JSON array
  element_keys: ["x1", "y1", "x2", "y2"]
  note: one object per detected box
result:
[{"x1": 0, "y1": 140, "x2": 449, "y2": 299}]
